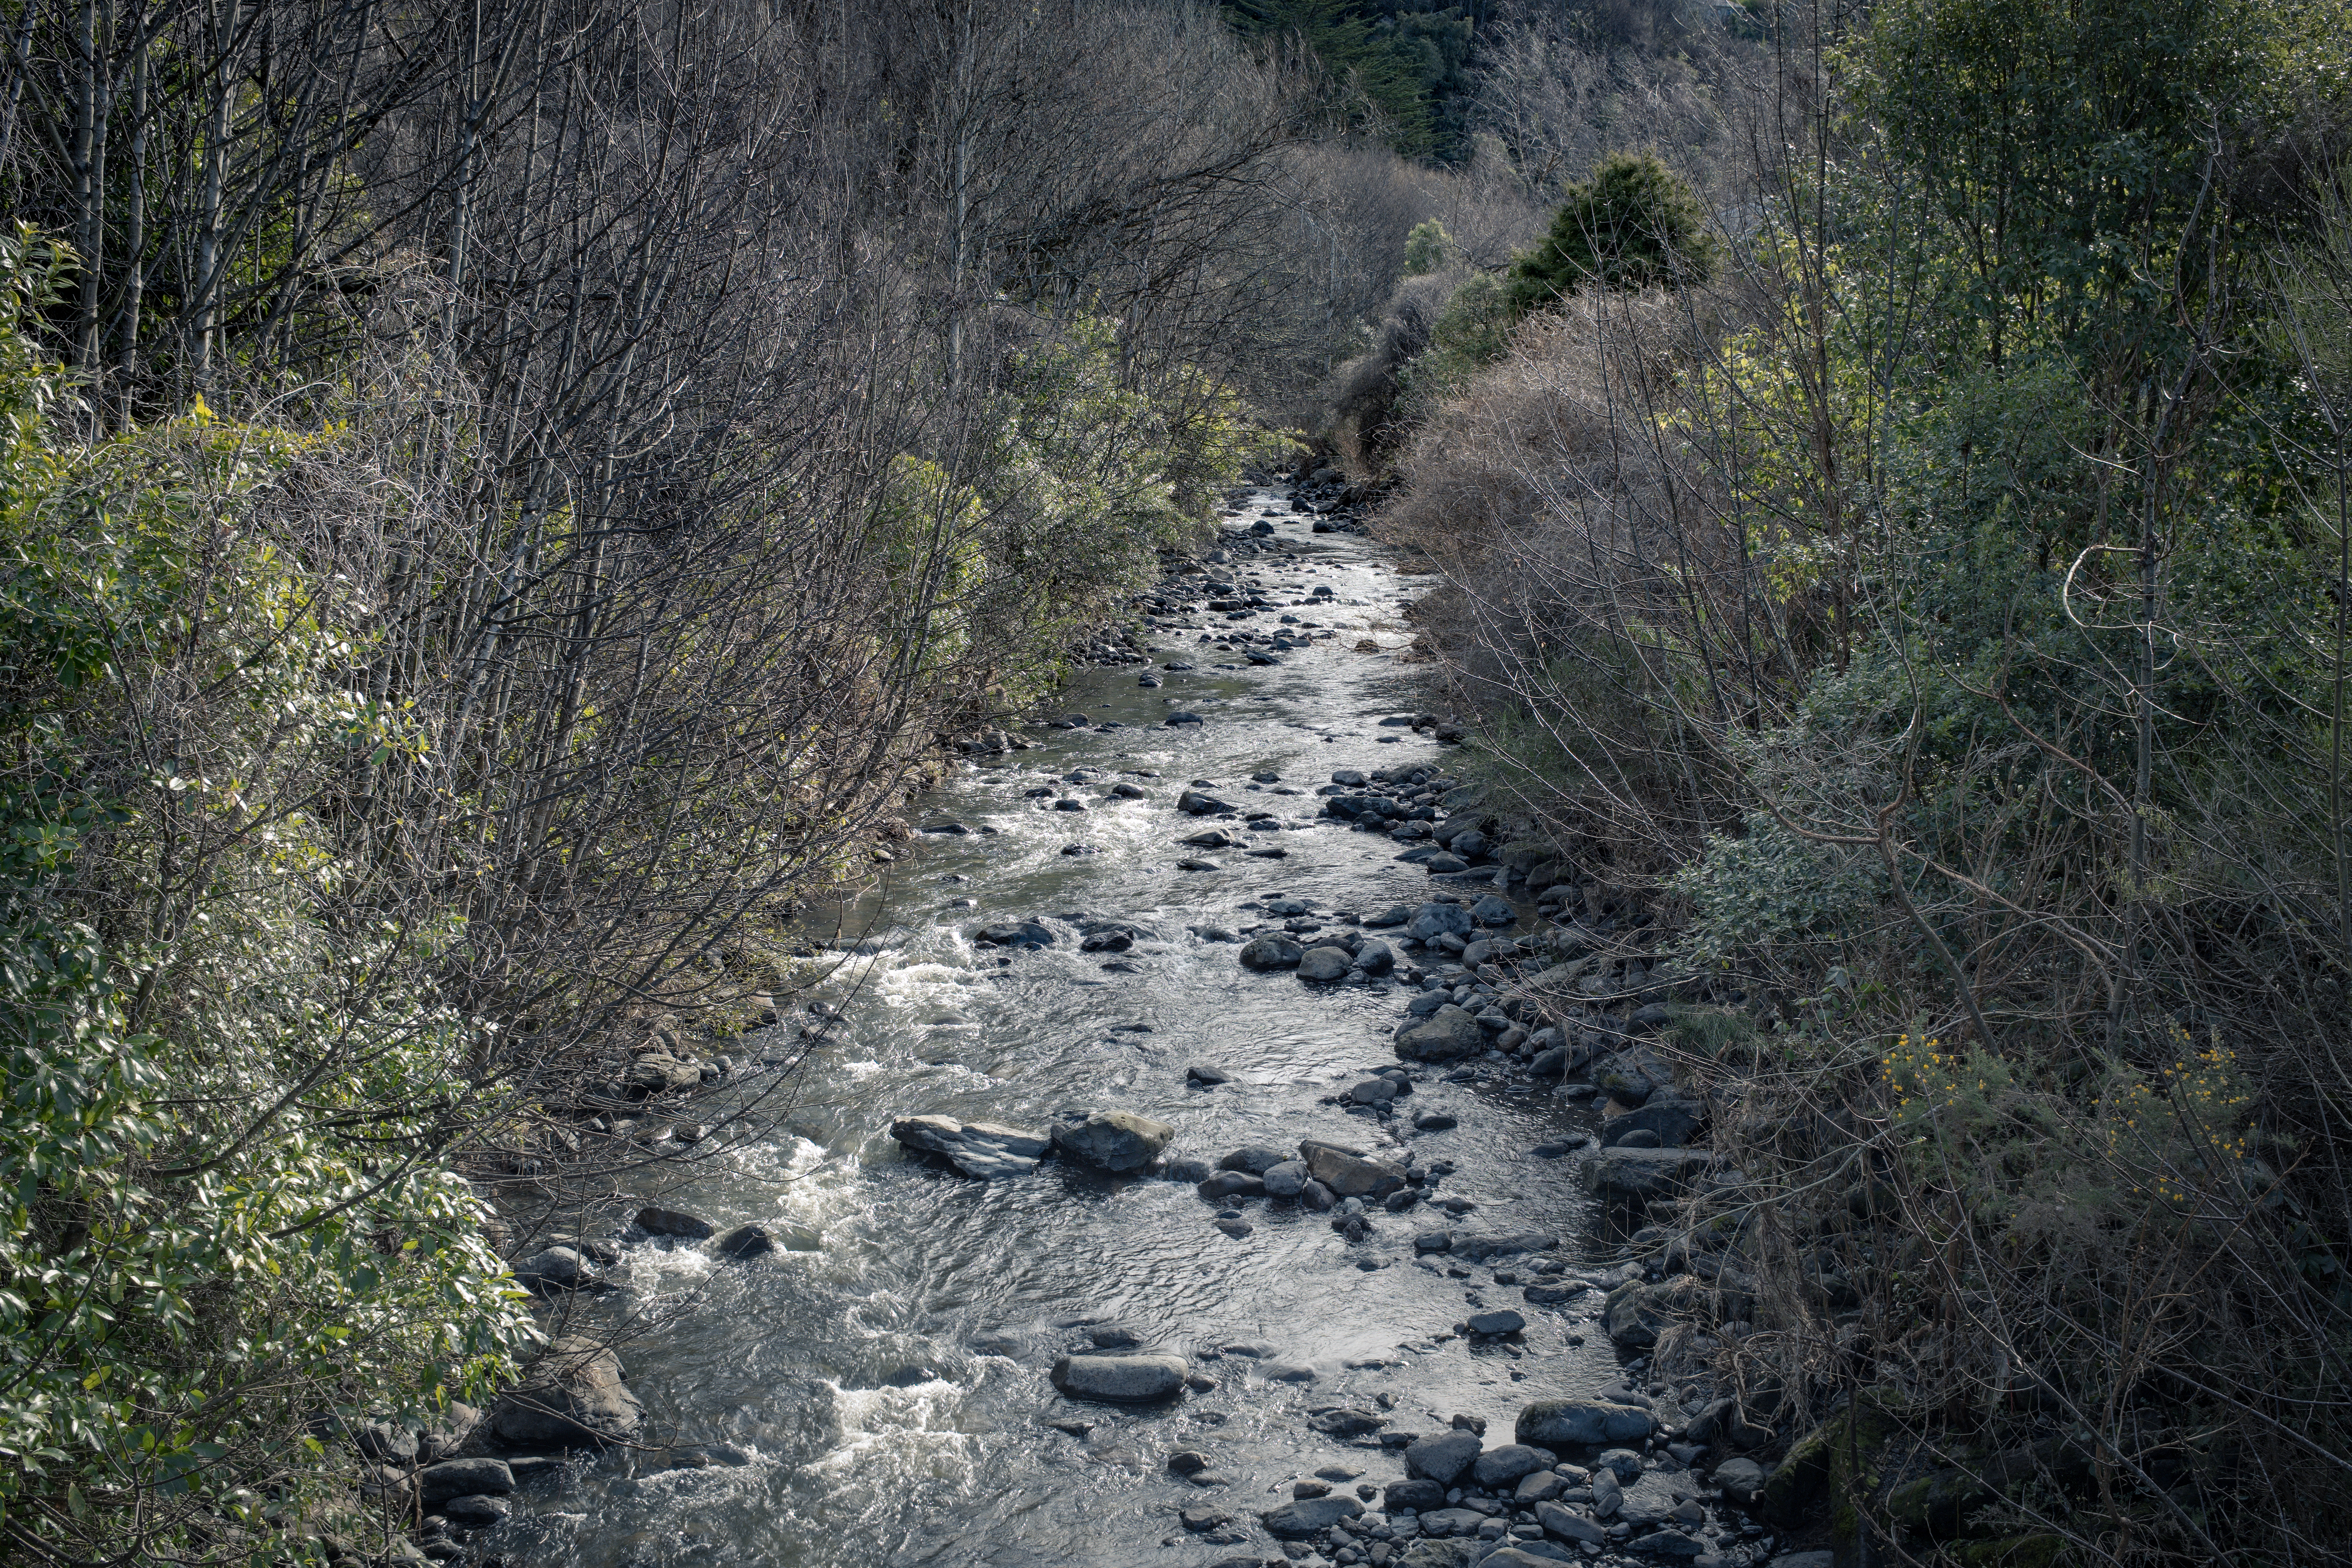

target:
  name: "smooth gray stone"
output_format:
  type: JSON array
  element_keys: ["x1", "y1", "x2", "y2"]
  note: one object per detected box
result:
[
  {"x1": 1049, "y1": 1353, "x2": 1187, "y2": 1402},
  {"x1": 1050, "y1": 1109, "x2": 1175, "y2": 1172},
  {"x1": 1404, "y1": 1429, "x2": 1483, "y2": 1485},
  {"x1": 890, "y1": 1114, "x2": 1050, "y2": 1179},
  {"x1": 1515, "y1": 1397, "x2": 1656, "y2": 1447},
  {"x1": 1260, "y1": 1494, "x2": 1364, "y2": 1538}
]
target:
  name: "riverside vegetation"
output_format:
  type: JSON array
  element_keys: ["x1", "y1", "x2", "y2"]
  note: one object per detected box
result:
[
  {"x1": 1365, "y1": 0, "x2": 2352, "y2": 1565},
  {"x1": 2, "y1": 0, "x2": 2345, "y2": 1566}
]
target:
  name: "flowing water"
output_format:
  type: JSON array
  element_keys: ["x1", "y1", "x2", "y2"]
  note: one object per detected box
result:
[{"x1": 493, "y1": 494, "x2": 1637, "y2": 1568}]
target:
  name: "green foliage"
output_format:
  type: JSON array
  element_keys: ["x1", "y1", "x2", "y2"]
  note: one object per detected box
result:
[
  {"x1": 0, "y1": 230, "x2": 530, "y2": 1561},
  {"x1": 1403, "y1": 218, "x2": 1458, "y2": 275},
  {"x1": 1397, "y1": 270, "x2": 1512, "y2": 404},
  {"x1": 1506, "y1": 153, "x2": 1719, "y2": 313},
  {"x1": 1221, "y1": 0, "x2": 1456, "y2": 155}
]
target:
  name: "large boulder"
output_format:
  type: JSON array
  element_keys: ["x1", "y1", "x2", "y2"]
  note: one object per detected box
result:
[
  {"x1": 1050, "y1": 1353, "x2": 1188, "y2": 1403},
  {"x1": 1405, "y1": 901, "x2": 1475, "y2": 943},
  {"x1": 1300, "y1": 1140, "x2": 1406, "y2": 1200},
  {"x1": 1404, "y1": 1429, "x2": 1483, "y2": 1485},
  {"x1": 1394, "y1": 1005, "x2": 1485, "y2": 1062},
  {"x1": 492, "y1": 1336, "x2": 643, "y2": 1446},
  {"x1": 1581, "y1": 1146, "x2": 1710, "y2": 1200},
  {"x1": 1051, "y1": 1110, "x2": 1176, "y2": 1172},
  {"x1": 1515, "y1": 1397, "x2": 1656, "y2": 1448},
  {"x1": 1296, "y1": 945, "x2": 1353, "y2": 981},
  {"x1": 890, "y1": 1114, "x2": 1050, "y2": 1179},
  {"x1": 1354, "y1": 939, "x2": 1397, "y2": 976},
  {"x1": 1261, "y1": 1495, "x2": 1364, "y2": 1538},
  {"x1": 634, "y1": 1205, "x2": 713, "y2": 1239},
  {"x1": 1218, "y1": 1144, "x2": 1290, "y2": 1174},
  {"x1": 513, "y1": 1246, "x2": 591, "y2": 1294},
  {"x1": 1238, "y1": 935, "x2": 1304, "y2": 971}
]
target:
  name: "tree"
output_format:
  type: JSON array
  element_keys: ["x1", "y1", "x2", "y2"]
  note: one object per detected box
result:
[{"x1": 1506, "y1": 151, "x2": 1717, "y2": 311}]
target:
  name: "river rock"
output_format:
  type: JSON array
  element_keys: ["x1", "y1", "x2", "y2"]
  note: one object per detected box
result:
[
  {"x1": 1405, "y1": 901, "x2": 1475, "y2": 942},
  {"x1": 1470, "y1": 894, "x2": 1515, "y2": 924},
  {"x1": 1051, "y1": 1353, "x2": 1189, "y2": 1402},
  {"x1": 1353, "y1": 938, "x2": 1397, "y2": 975},
  {"x1": 514, "y1": 1246, "x2": 590, "y2": 1293},
  {"x1": 1581, "y1": 1147, "x2": 1711, "y2": 1199},
  {"x1": 492, "y1": 1336, "x2": 642, "y2": 1446},
  {"x1": 440, "y1": 1494, "x2": 510, "y2": 1528},
  {"x1": 635, "y1": 1205, "x2": 713, "y2": 1239},
  {"x1": 1300, "y1": 1178, "x2": 1336, "y2": 1210},
  {"x1": 1301, "y1": 1141, "x2": 1406, "y2": 1199},
  {"x1": 1486, "y1": 1551, "x2": 1575, "y2": 1568},
  {"x1": 1261, "y1": 1495, "x2": 1363, "y2": 1537},
  {"x1": 972, "y1": 920, "x2": 1054, "y2": 947},
  {"x1": 1467, "y1": 1308, "x2": 1526, "y2": 1336},
  {"x1": 1385, "y1": 1477, "x2": 1446, "y2": 1512},
  {"x1": 1362, "y1": 904, "x2": 1408, "y2": 927},
  {"x1": 1219, "y1": 1144, "x2": 1289, "y2": 1174},
  {"x1": 623, "y1": 1053, "x2": 702, "y2": 1095},
  {"x1": 418, "y1": 1457, "x2": 514, "y2": 1504},
  {"x1": 1297, "y1": 944, "x2": 1353, "y2": 981},
  {"x1": 1394, "y1": 1004, "x2": 1484, "y2": 1062},
  {"x1": 1473, "y1": 1444, "x2": 1558, "y2": 1485},
  {"x1": 1711, "y1": 1456, "x2": 1766, "y2": 1501},
  {"x1": 1261, "y1": 1159, "x2": 1310, "y2": 1196},
  {"x1": 1197, "y1": 1171, "x2": 1266, "y2": 1200},
  {"x1": 1404, "y1": 1429, "x2": 1483, "y2": 1485},
  {"x1": 1348, "y1": 1076, "x2": 1400, "y2": 1105},
  {"x1": 1238, "y1": 935, "x2": 1304, "y2": 971},
  {"x1": 891, "y1": 1114, "x2": 1051, "y2": 1178},
  {"x1": 1051, "y1": 1110, "x2": 1175, "y2": 1172},
  {"x1": 1515, "y1": 1397, "x2": 1657, "y2": 1447},
  {"x1": 1602, "y1": 1097, "x2": 1703, "y2": 1149},
  {"x1": 1536, "y1": 1502, "x2": 1607, "y2": 1545},
  {"x1": 1592, "y1": 1054, "x2": 1657, "y2": 1104}
]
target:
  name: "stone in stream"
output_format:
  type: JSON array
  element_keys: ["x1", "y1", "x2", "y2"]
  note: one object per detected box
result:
[
  {"x1": 1711, "y1": 1455, "x2": 1767, "y2": 1501},
  {"x1": 1536, "y1": 1503, "x2": 1608, "y2": 1545},
  {"x1": 1050, "y1": 1353, "x2": 1189, "y2": 1402},
  {"x1": 439, "y1": 1494, "x2": 511, "y2": 1528},
  {"x1": 513, "y1": 1247, "x2": 591, "y2": 1294},
  {"x1": 1404, "y1": 1429, "x2": 1483, "y2": 1485},
  {"x1": 1413, "y1": 1109, "x2": 1457, "y2": 1131},
  {"x1": 1161, "y1": 1157, "x2": 1214, "y2": 1183},
  {"x1": 1602, "y1": 1097, "x2": 1703, "y2": 1149},
  {"x1": 1176, "y1": 857, "x2": 1222, "y2": 871},
  {"x1": 1078, "y1": 928, "x2": 1133, "y2": 953},
  {"x1": 1261, "y1": 1159, "x2": 1309, "y2": 1197},
  {"x1": 971, "y1": 920, "x2": 1054, "y2": 948},
  {"x1": 1237, "y1": 934, "x2": 1303, "y2": 971},
  {"x1": 1185, "y1": 1063, "x2": 1233, "y2": 1085},
  {"x1": 1581, "y1": 1146, "x2": 1711, "y2": 1199},
  {"x1": 1361, "y1": 904, "x2": 1408, "y2": 927},
  {"x1": 1515, "y1": 1397, "x2": 1658, "y2": 1447},
  {"x1": 1296, "y1": 944, "x2": 1353, "y2": 981},
  {"x1": 1181, "y1": 828, "x2": 1242, "y2": 849},
  {"x1": 1178, "y1": 790, "x2": 1234, "y2": 815},
  {"x1": 1299, "y1": 1179, "x2": 1338, "y2": 1210},
  {"x1": 1353, "y1": 938, "x2": 1397, "y2": 975},
  {"x1": 1394, "y1": 1004, "x2": 1484, "y2": 1062},
  {"x1": 1385, "y1": 1477, "x2": 1445, "y2": 1512},
  {"x1": 1467, "y1": 1308, "x2": 1527, "y2": 1336},
  {"x1": 1299, "y1": 1140, "x2": 1406, "y2": 1199},
  {"x1": 1218, "y1": 1145, "x2": 1289, "y2": 1174},
  {"x1": 1050, "y1": 1110, "x2": 1175, "y2": 1172},
  {"x1": 890, "y1": 1114, "x2": 1051, "y2": 1179},
  {"x1": 1197, "y1": 1171, "x2": 1266, "y2": 1200},
  {"x1": 491, "y1": 1336, "x2": 643, "y2": 1446},
  {"x1": 1306, "y1": 1405, "x2": 1388, "y2": 1437},
  {"x1": 1164, "y1": 712, "x2": 1203, "y2": 726},
  {"x1": 1470, "y1": 893, "x2": 1516, "y2": 924},
  {"x1": 1347, "y1": 1076, "x2": 1399, "y2": 1105},
  {"x1": 1259, "y1": 1495, "x2": 1363, "y2": 1538},
  {"x1": 418, "y1": 1457, "x2": 514, "y2": 1504},
  {"x1": 1405, "y1": 901, "x2": 1475, "y2": 942}
]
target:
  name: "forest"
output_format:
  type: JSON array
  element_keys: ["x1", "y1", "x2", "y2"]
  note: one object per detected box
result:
[{"x1": 0, "y1": 0, "x2": 2347, "y2": 1564}]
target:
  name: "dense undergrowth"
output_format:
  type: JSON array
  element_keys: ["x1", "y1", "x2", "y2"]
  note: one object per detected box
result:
[{"x1": 1377, "y1": 1, "x2": 2352, "y2": 1561}]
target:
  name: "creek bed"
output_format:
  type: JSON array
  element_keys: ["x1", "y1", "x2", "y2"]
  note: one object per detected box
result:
[{"x1": 488, "y1": 493, "x2": 1648, "y2": 1568}]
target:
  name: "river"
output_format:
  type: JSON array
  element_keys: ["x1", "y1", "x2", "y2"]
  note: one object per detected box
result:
[{"x1": 486, "y1": 491, "x2": 1651, "y2": 1568}]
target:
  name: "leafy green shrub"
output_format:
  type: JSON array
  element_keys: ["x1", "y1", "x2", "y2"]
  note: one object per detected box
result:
[{"x1": 1506, "y1": 152, "x2": 1718, "y2": 312}]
